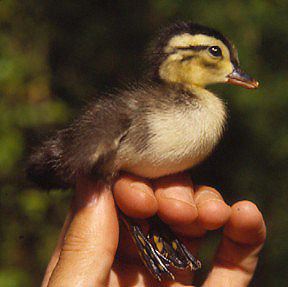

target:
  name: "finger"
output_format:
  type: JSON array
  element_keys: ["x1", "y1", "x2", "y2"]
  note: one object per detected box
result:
[
  {"x1": 203, "y1": 201, "x2": 266, "y2": 287},
  {"x1": 224, "y1": 201, "x2": 266, "y2": 245},
  {"x1": 171, "y1": 185, "x2": 231, "y2": 238},
  {"x1": 47, "y1": 179, "x2": 119, "y2": 287},
  {"x1": 113, "y1": 173, "x2": 158, "y2": 219},
  {"x1": 154, "y1": 173, "x2": 198, "y2": 226},
  {"x1": 41, "y1": 211, "x2": 73, "y2": 287},
  {"x1": 194, "y1": 186, "x2": 231, "y2": 231}
]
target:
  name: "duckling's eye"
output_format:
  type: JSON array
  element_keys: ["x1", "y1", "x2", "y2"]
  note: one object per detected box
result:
[{"x1": 208, "y1": 46, "x2": 222, "y2": 57}]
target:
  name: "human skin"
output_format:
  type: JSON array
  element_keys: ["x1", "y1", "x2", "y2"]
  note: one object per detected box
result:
[{"x1": 41, "y1": 172, "x2": 266, "y2": 287}]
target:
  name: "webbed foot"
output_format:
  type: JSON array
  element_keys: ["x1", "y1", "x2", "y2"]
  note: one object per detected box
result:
[{"x1": 120, "y1": 213, "x2": 201, "y2": 281}]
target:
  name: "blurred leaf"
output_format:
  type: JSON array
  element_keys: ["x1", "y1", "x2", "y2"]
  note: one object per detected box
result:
[
  {"x1": 0, "y1": 130, "x2": 23, "y2": 176},
  {"x1": 18, "y1": 189, "x2": 49, "y2": 221},
  {"x1": 0, "y1": 269, "x2": 31, "y2": 287}
]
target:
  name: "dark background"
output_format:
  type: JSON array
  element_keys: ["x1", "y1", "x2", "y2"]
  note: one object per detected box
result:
[{"x1": 0, "y1": 1, "x2": 287, "y2": 286}]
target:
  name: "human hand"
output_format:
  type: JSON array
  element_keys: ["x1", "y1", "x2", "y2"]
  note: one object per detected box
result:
[{"x1": 42, "y1": 173, "x2": 266, "y2": 287}]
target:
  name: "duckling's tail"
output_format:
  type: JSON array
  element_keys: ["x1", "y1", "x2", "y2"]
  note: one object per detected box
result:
[{"x1": 26, "y1": 133, "x2": 71, "y2": 190}]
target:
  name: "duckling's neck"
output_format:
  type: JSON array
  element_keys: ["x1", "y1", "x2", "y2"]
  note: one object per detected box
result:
[
  {"x1": 187, "y1": 84, "x2": 226, "y2": 116},
  {"x1": 171, "y1": 82, "x2": 228, "y2": 135},
  {"x1": 182, "y1": 83, "x2": 210, "y2": 98},
  {"x1": 170, "y1": 82, "x2": 221, "y2": 105}
]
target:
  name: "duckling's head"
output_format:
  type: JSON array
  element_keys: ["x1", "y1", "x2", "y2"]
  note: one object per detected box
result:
[{"x1": 148, "y1": 22, "x2": 258, "y2": 89}]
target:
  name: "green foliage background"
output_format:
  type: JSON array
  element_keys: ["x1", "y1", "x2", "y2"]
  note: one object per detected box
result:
[{"x1": 0, "y1": 1, "x2": 287, "y2": 286}]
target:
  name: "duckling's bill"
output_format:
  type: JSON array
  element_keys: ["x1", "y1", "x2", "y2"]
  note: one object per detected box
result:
[{"x1": 227, "y1": 67, "x2": 259, "y2": 89}]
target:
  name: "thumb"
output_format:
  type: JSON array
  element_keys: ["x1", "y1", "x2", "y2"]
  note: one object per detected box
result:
[{"x1": 47, "y1": 179, "x2": 119, "y2": 287}]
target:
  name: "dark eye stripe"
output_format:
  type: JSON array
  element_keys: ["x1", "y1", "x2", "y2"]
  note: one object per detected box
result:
[{"x1": 175, "y1": 45, "x2": 209, "y2": 51}]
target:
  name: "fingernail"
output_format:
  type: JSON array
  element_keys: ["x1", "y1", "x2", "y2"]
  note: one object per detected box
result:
[
  {"x1": 195, "y1": 189, "x2": 222, "y2": 205},
  {"x1": 158, "y1": 186, "x2": 195, "y2": 206},
  {"x1": 130, "y1": 182, "x2": 154, "y2": 198}
]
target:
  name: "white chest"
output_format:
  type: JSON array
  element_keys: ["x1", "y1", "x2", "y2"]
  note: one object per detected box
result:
[{"x1": 124, "y1": 92, "x2": 227, "y2": 178}]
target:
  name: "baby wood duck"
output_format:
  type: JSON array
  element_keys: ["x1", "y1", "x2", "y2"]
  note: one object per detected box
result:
[{"x1": 27, "y1": 22, "x2": 259, "y2": 281}]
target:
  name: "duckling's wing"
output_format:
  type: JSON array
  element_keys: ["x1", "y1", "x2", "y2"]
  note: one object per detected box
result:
[{"x1": 27, "y1": 95, "x2": 133, "y2": 189}]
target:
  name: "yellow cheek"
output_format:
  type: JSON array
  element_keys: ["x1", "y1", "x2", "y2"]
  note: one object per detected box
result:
[
  {"x1": 220, "y1": 61, "x2": 234, "y2": 75},
  {"x1": 159, "y1": 60, "x2": 183, "y2": 83},
  {"x1": 182, "y1": 60, "x2": 207, "y2": 85}
]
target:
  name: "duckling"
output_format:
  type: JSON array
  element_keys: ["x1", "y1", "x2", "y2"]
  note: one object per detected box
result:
[{"x1": 27, "y1": 22, "x2": 258, "y2": 281}]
